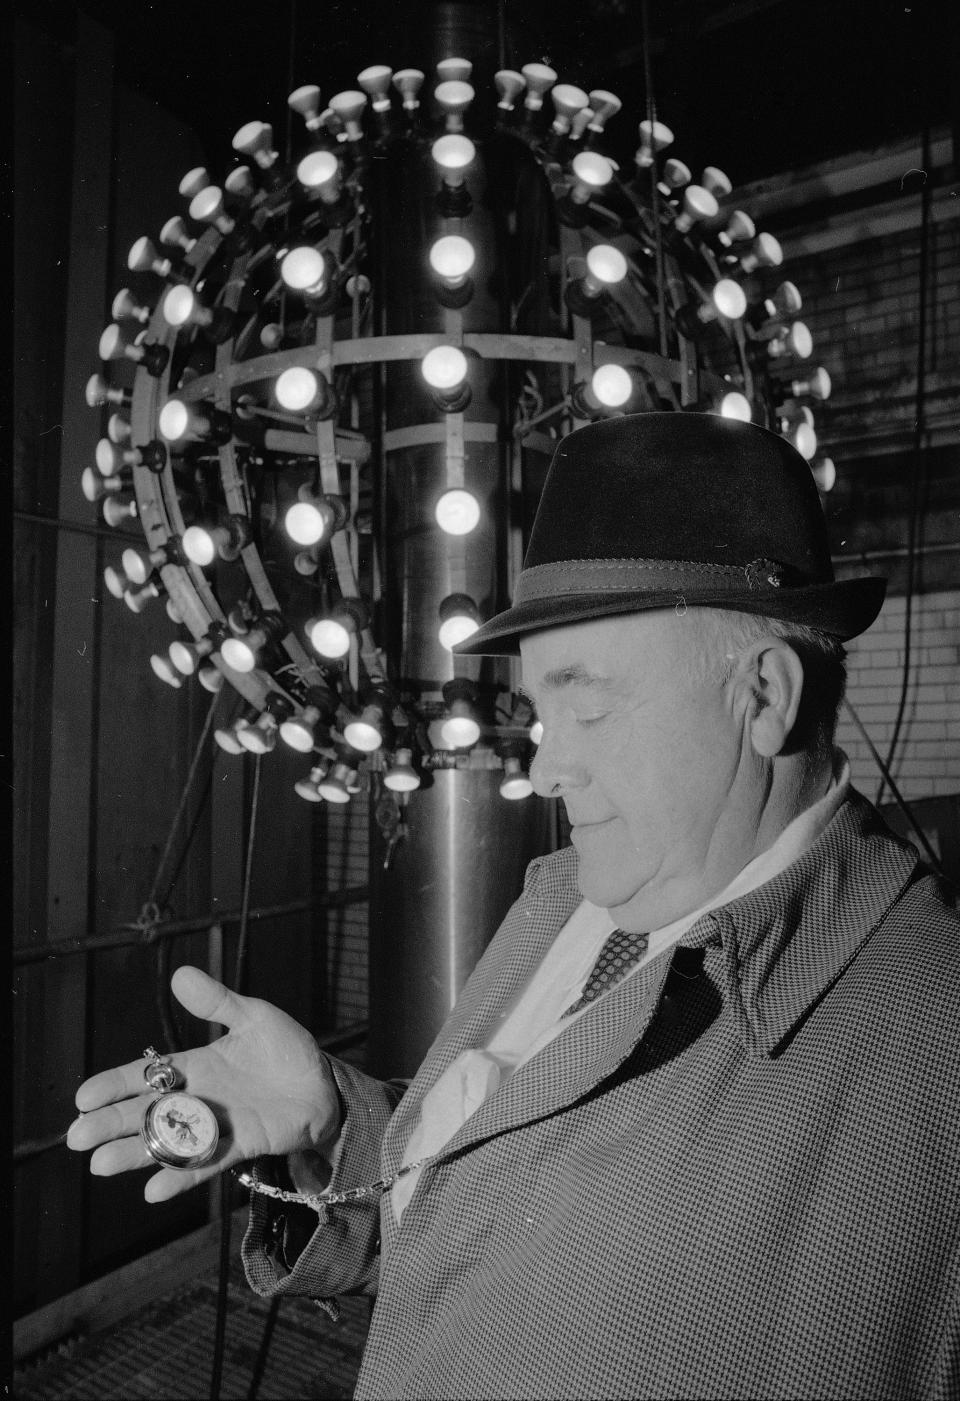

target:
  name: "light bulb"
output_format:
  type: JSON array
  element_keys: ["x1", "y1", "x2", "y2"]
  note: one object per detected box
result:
[
  {"x1": 276, "y1": 367, "x2": 320, "y2": 411},
  {"x1": 214, "y1": 721, "x2": 248, "y2": 755},
  {"x1": 434, "y1": 79, "x2": 474, "y2": 128},
  {"x1": 717, "y1": 210, "x2": 755, "y2": 247},
  {"x1": 792, "y1": 420, "x2": 818, "y2": 461},
  {"x1": 711, "y1": 279, "x2": 747, "y2": 320},
  {"x1": 659, "y1": 158, "x2": 691, "y2": 193},
  {"x1": 280, "y1": 246, "x2": 328, "y2": 295},
  {"x1": 438, "y1": 594, "x2": 481, "y2": 650},
  {"x1": 591, "y1": 364, "x2": 633, "y2": 408},
  {"x1": 440, "y1": 712, "x2": 480, "y2": 748},
  {"x1": 198, "y1": 663, "x2": 224, "y2": 693},
  {"x1": 357, "y1": 64, "x2": 394, "y2": 111},
  {"x1": 162, "y1": 284, "x2": 197, "y2": 327},
  {"x1": 344, "y1": 714, "x2": 385, "y2": 753},
  {"x1": 431, "y1": 134, "x2": 475, "y2": 180},
  {"x1": 435, "y1": 488, "x2": 480, "y2": 536},
  {"x1": 384, "y1": 748, "x2": 421, "y2": 792},
  {"x1": 674, "y1": 185, "x2": 719, "y2": 234},
  {"x1": 121, "y1": 547, "x2": 148, "y2": 584},
  {"x1": 500, "y1": 757, "x2": 533, "y2": 800},
  {"x1": 296, "y1": 150, "x2": 341, "y2": 200},
  {"x1": 150, "y1": 654, "x2": 183, "y2": 689},
  {"x1": 520, "y1": 63, "x2": 557, "y2": 111},
  {"x1": 429, "y1": 235, "x2": 476, "y2": 281},
  {"x1": 740, "y1": 232, "x2": 783, "y2": 272},
  {"x1": 438, "y1": 613, "x2": 480, "y2": 650},
  {"x1": 769, "y1": 321, "x2": 813, "y2": 360},
  {"x1": 701, "y1": 166, "x2": 732, "y2": 199},
  {"x1": 237, "y1": 713, "x2": 278, "y2": 754},
  {"x1": 189, "y1": 186, "x2": 235, "y2": 234},
  {"x1": 280, "y1": 717, "x2": 317, "y2": 753},
  {"x1": 529, "y1": 719, "x2": 544, "y2": 746},
  {"x1": 569, "y1": 151, "x2": 614, "y2": 203},
  {"x1": 585, "y1": 244, "x2": 628, "y2": 288},
  {"x1": 635, "y1": 119, "x2": 673, "y2": 167},
  {"x1": 308, "y1": 617, "x2": 352, "y2": 659},
  {"x1": 158, "y1": 399, "x2": 191, "y2": 442},
  {"x1": 791, "y1": 367, "x2": 832, "y2": 401},
  {"x1": 328, "y1": 90, "x2": 367, "y2": 140},
  {"x1": 220, "y1": 636, "x2": 258, "y2": 673},
  {"x1": 182, "y1": 526, "x2": 217, "y2": 567},
  {"x1": 422, "y1": 345, "x2": 468, "y2": 391},
  {"x1": 494, "y1": 69, "x2": 525, "y2": 111},
  {"x1": 550, "y1": 84, "x2": 589, "y2": 133},
  {"x1": 317, "y1": 763, "x2": 354, "y2": 803},
  {"x1": 285, "y1": 500, "x2": 327, "y2": 546},
  {"x1": 111, "y1": 288, "x2": 150, "y2": 324},
  {"x1": 586, "y1": 90, "x2": 622, "y2": 133},
  {"x1": 720, "y1": 391, "x2": 752, "y2": 422},
  {"x1": 294, "y1": 767, "x2": 326, "y2": 802},
  {"x1": 392, "y1": 69, "x2": 425, "y2": 110}
]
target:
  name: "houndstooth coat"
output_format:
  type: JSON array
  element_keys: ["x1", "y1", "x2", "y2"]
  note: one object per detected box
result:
[{"x1": 244, "y1": 792, "x2": 960, "y2": 1400}]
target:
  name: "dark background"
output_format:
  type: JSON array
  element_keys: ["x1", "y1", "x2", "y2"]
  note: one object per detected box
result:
[{"x1": 18, "y1": 0, "x2": 959, "y2": 185}]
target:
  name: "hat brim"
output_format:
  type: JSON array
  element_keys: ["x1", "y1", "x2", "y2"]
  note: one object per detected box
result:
[{"x1": 454, "y1": 575, "x2": 887, "y2": 655}]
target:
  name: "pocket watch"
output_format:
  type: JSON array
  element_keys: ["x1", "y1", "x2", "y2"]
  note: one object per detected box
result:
[{"x1": 140, "y1": 1047, "x2": 220, "y2": 1170}]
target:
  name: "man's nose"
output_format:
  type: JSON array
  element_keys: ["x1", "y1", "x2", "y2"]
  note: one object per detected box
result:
[{"x1": 529, "y1": 725, "x2": 587, "y2": 799}]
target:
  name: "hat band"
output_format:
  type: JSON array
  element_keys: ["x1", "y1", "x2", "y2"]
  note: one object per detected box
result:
[{"x1": 514, "y1": 556, "x2": 795, "y2": 602}]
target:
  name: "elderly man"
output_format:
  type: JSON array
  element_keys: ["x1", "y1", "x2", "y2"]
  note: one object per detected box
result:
[{"x1": 69, "y1": 414, "x2": 959, "y2": 1400}]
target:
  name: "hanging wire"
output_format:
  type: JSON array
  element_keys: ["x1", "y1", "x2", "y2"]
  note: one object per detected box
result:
[
  {"x1": 142, "y1": 687, "x2": 223, "y2": 915},
  {"x1": 640, "y1": 0, "x2": 669, "y2": 359},
  {"x1": 875, "y1": 121, "x2": 933, "y2": 806}
]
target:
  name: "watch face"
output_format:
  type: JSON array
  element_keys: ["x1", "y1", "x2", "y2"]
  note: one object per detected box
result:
[{"x1": 141, "y1": 1091, "x2": 220, "y2": 1169}]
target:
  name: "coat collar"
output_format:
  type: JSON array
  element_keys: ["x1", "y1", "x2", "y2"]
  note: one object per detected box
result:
[
  {"x1": 681, "y1": 789, "x2": 920, "y2": 1056},
  {"x1": 384, "y1": 791, "x2": 920, "y2": 1174}
]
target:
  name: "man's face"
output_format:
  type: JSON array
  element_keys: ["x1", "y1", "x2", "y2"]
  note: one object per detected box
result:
[{"x1": 521, "y1": 610, "x2": 761, "y2": 932}]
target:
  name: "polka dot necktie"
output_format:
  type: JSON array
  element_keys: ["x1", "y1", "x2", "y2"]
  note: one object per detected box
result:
[{"x1": 564, "y1": 927, "x2": 650, "y2": 1016}]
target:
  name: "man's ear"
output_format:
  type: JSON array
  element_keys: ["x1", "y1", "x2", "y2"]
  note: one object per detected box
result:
[{"x1": 738, "y1": 640, "x2": 805, "y2": 757}]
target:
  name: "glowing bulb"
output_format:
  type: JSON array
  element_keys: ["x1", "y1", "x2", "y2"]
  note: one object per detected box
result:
[
  {"x1": 435, "y1": 488, "x2": 480, "y2": 535},
  {"x1": 720, "y1": 391, "x2": 752, "y2": 422},
  {"x1": 294, "y1": 771, "x2": 325, "y2": 803},
  {"x1": 276, "y1": 367, "x2": 320, "y2": 411},
  {"x1": 500, "y1": 757, "x2": 533, "y2": 800},
  {"x1": 344, "y1": 716, "x2": 384, "y2": 753},
  {"x1": 384, "y1": 748, "x2": 421, "y2": 792},
  {"x1": 158, "y1": 399, "x2": 190, "y2": 442},
  {"x1": 308, "y1": 617, "x2": 352, "y2": 659},
  {"x1": 711, "y1": 278, "x2": 747, "y2": 320},
  {"x1": 220, "y1": 636, "x2": 257, "y2": 673},
  {"x1": 280, "y1": 246, "x2": 328, "y2": 294},
  {"x1": 169, "y1": 639, "x2": 200, "y2": 675},
  {"x1": 182, "y1": 526, "x2": 217, "y2": 567},
  {"x1": 285, "y1": 501, "x2": 327, "y2": 546},
  {"x1": 438, "y1": 613, "x2": 480, "y2": 650},
  {"x1": 317, "y1": 764, "x2": 354, "y2": 803},
  {"x1": 440, "y1": 712, "x2": 480, "y2": 748},
  {"x1": 585, "y1": 244, "x2": 628, "y2": 286},
  {"x1": 162, "y1": 284, "x2": 197, "y2": 327},
  {"x1": 422, "y1": 345, "x2": 468, "y2": 391},
  {"x1": 150, "y1": 654, "x2": 183, "y2": 689},
  {"x1": 793, "y1": 421, "x2": 817, "y2": 460},
  {"x1": 529, "y1": 719, "x2": 544, "y2": 746},
  {"x1": 569, "y1": 151, "x2": 614, "y2": 202},
  {"x1": 431, "y1": 134, "x2": 475, "y2": 177},
  {"x1": 591, "y1": 364, "x2": 633, "y2": 408},
  {"x1": 121, "y1": 547, "x2": 148, "y2": 584},
  {"x1": 296, "y1": 150, "x2": 340, "y2": 196},
  {"x1": 429, "y1": 235, "x2": 476, "y2": 280}
]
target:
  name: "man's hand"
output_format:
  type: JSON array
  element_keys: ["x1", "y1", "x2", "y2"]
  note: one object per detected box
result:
[{"x1": 66, "y1": 965, "x2": 342, "y2": 1203}]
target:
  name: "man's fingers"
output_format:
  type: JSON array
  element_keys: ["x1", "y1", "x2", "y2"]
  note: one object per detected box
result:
[
  {"x1": 67, "y1": 1096, "x2": 147, "y2": 1149},
  {"x1": 75, "y1": 1059, "x2": 162, "y2": 1113},
  {"x1": 170, "y1": 964, "x2": 247, "y2": 1031}
]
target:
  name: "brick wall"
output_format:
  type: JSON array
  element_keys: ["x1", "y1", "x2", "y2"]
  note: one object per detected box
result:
[
  {"x1": 838, "y1": 589, "x2": 960, "y2": 801},
  {"x1": 319, "y1": 791, "x2": 370, "y2": 1028},
  {"x1": 737, "y1": 129, "x2": 960, "y2": 816}
]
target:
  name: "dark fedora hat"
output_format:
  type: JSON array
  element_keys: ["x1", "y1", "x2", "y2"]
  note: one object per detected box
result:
[{"x1": 456, "y1": 412, "x2": 885, "y2": 655}]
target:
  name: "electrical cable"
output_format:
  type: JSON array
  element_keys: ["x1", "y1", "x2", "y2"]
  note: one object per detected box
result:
[
  {"x1": 209, "y1": 750, "x2": 265, "y2": 1401},
  {"x1": 875, "y1": 120, "x2": 932, "y2": 805},
  {"x1": 844, "y1": 697, "x2": 945, "y2": 877}
]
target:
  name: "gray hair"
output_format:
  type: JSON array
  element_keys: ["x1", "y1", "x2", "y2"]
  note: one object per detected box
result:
[{"x1": 683, "y1": 608, "x2": 848, "y2": 754}]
